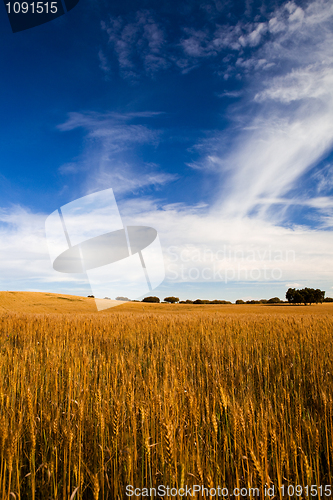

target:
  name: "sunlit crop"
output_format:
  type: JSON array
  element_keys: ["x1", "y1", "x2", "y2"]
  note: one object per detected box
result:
[{"x1": 0, "y1": 308, "x2": 332, "y2": 498}]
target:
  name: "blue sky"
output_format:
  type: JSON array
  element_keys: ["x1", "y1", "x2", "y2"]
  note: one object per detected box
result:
[{"x1": 0, "y1": 0, "x2": 333, "y2": 302}]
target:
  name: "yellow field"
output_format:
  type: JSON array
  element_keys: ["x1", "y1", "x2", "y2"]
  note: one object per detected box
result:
[
  {"x1": 0, "y1": 292, "x2": 333, "y2": 499},
  {"x1": 1, "y1": 291, "x2": 333, "y2": 316}
]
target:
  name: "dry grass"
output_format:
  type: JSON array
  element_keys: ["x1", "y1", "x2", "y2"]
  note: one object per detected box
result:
[
  {"x1": 0, "y1": 294, "x2": 332, "y2": 498},
  {"x1": 1, "y1": 291, "x2": 333, "y2": 316},
  {"x1": 0, "y1": 292, "x2": 96, "y2": 315}
]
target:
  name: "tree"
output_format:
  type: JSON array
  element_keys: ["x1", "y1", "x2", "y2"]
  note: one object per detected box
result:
[
  {"x1": 209, "y1": 300, "x2": 232, "y2": 304},
  {"x1": 286, "y1": 287, "x2": 325, "y2": 305},
  {"x1": 302, "y1": 288, "x2": 315, "y2": 305},
  {"x1": 164, "y1": 296, "x2": 179, "y2": 303},
  {"x1": 314, "y1": 288, "x2": 325, "y2": 304},
  {"x1": 142, "y1": 296, "x2": 160, "y2": 303},
  {"x1": 285, "y1": 288, "x2": 295, "y2": 303},
  {"x1": 286, "y1": 288, "x2": 304, "y2": 304},
  {"x1": 286, "y1": 288, "x2": 302, "y2": 304},
  {"x1": 294, "y1": 291, "x2": 304, "y2": 304},
  {"x1": 267, "y1": 297, "x2": 282, "y2": 304}
]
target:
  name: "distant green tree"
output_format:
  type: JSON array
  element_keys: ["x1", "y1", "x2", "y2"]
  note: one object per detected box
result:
[
  {"x1": 294, "y1": 291, "x2": 304, "y2": 304},
  {"x1": 235, "y1": 299, "x2": 245, "y2": 304},
  {"x1": 286, "y1": 288, "x2": 325, "y2": 305},
  {"x1": 209, "y1": 300, "x2": 232, "y2": 304},
  {"x1": 142, "y1": 296, "x2": 160, "y2": 303},
  {"x1": 302, "y1": 288, "x2": 315, "y2": 305},
  {"x1": 314, "y1": 288, "x2": 325, "y2": 304},
  {"x1": 286, "y1": 288, "x2": 300, "y2": 304},
  {"x1": 267, "y1": 297, "x2": 282, "y2": 304},
  {"x1": 164, "y1": 296, "x2": 179, "y2": 303}
]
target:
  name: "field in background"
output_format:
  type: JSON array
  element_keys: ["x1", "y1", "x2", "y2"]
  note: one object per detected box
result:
[
  {"x1": 0, "y1": 293, "x2": 333, "y2": 498},
  {"x1": 1, "y1": 291, "x2": 333, "y2": 315}
]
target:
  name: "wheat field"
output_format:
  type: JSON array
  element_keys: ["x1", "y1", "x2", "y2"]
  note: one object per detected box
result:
[{"x1": 0, "y1": 293, "x2": 333, "y2": 498}]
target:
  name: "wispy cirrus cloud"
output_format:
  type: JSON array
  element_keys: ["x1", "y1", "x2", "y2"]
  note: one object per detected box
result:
[
  {"x1": 217, "y1": 90, "x2": 243, "y2": 98},
  {"x1": 59, "y1": 110, "x2": 164, "y2": 129},
  {"x1": 90, "y1": 170, "x2": 178, "y2": 195},
  {"x1": 101, "y1": 10, "x2": 168, "y2": 80},
  {"x1": 101, "y1": 10, "x2": 268, "y2": 78},
  {"x1": 58, "y1": 111, "x2": 162, "y2": 156},
  {"x1": 99, "y1": 3, "x2": 291, "y2": 79},
  {"x1": 57, "y1": 111, "x2": 177, "y2": 196},
  {"x1": 100, "y1": 0, "x2": 333, "y2": 84},
  {"x1": 254, "y1": 65, "x2": 333, "y2": 103},
  {"x1": 185, "y1": 0, "x2": 333, "y2": 228},
  {"x1": 70, "y1": 0, "x2": 333, "y2": 227},
  {"x1": 98, "y1": 49, "x2": 111, "y2": 74},
  {"x1": 311, "y1": 163, "x2": 333, "y2": 195}
]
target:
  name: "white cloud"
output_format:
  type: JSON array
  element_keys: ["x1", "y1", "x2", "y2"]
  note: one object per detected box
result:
[
  {"x1": 256, "y1": 196, "x2": 333, "y2": 210},
  {"x1": 98, "y1": 49, "x2": 111, "y2": 74},
  {"x1": 58, "y1": 112, "x2": 161, "y2": 155},
  {"x1": 98, "y1": 0, "x2": 333, "y2": 82},
  {"x1": 102, "y1": 10, "x2": 168, "y2": 79},
  {"x1": 58, "y1": 162, "x2": 81, "y2": 175},
  {"x1": 217, "y1": 90, "x2": 243, "y2": 98},
  {"x1": 181, "y1": 28, "x2": 216, "y2": 58},
  {"x1": 254, "y1": 65, "x2": 333, "y2": 103},
  {"x1": 88, "y1": 170, "x2": 178, "y2": 195},
  {"x1": 187, "y1": 0, "x2": 333, "y2": 226},
  {"x1": 239, "y1": 22, "x2": 267, "y2": 47},
  {"x1": 113, "y1": 198, "x2": 333, "y2": 288},
  {"x1": 0, "y1": 206, "x2": 78, "y2": 287},
  {"x1": 268, "y1": 17, "x2": 285, "y2": 34},
  {"x1": 311, "y1": 163, "x2": 333, "y2": 194},
  {"x1": 1, "y1": 200, "x2": 332, "y2": 294},
  {"x1": 218, "y1": 107, "x2": 333, "y2": 219},
  {"x1": 58, "y1": 111, "x2": 163, "y2": 135},
  {"x1": 58, "y1": 111, "x2": 175, "y2": 196}
]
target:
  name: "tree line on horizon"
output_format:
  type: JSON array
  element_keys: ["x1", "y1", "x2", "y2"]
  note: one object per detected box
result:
[
  {"x1": 138, "y1": 287, "x2": 330, "y2": 305},
  {"x1": 142, "y1": 296, "x2": 232, "y2": 304},
  {"x1": 88, "y1": 287, "x2": 331, "y2": 305}
]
